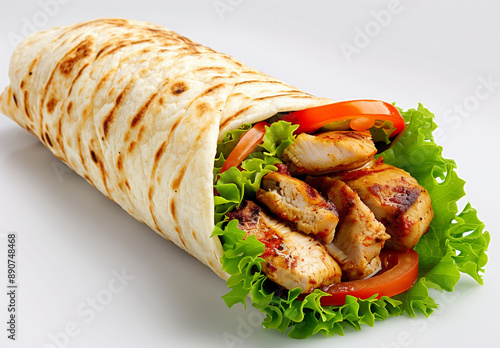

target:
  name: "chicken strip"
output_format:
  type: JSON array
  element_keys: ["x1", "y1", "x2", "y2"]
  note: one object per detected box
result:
[
  {"x1": 281, "y1": 130, "x2": 377, "y2": 175},
  {"x1": 334, "y1": 158, "x2": 433, "y2": 250},
  {"x1": 227, "y1": 200, "x2": 341, "y2": 293},
  {"x1": 306, "y1": 177, "x2": 390, "y2": 280},
  {"x1": 256, "y1": 171, "x2": 339, "y2": 243}
]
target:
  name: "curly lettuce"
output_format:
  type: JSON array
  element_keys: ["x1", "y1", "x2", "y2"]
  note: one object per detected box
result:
[
  {"x1": 213, "y1": 122, "x2": 298, "y2": 223},
  {"x1": 212, "y1": 106, "x2": 490, "y2": 338}
]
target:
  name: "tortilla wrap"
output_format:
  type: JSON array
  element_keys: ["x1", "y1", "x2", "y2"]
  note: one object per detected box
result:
[{"x1": 0, "y1": 18, "x2": 334, "y2": 279}]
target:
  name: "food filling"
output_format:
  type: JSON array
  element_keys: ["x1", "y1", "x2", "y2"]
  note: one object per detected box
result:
[{"x1": 214, "y1": 101, "x2": 434, "y2": 302}]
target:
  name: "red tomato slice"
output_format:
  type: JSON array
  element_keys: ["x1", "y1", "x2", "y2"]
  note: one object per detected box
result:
[
  {"x1": 219, "y1": 121, "x2": 269, "y2": 174},
  {"x1": 281, "y1": 100, "x2": 405, "y2": 136},
  {"x1": 299, "y1": 249, "x2": 419, "y2": 306}
]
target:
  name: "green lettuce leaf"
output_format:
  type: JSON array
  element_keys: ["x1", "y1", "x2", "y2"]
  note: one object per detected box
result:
[
  {"x1": 213, "y1": 121, "x2": 296, "y2": 223},
  {"x1": 213, "y1": 106, "x2": 490, "y2": 338},
  {"x1": 259, "y1": 121, "x2": 299, "y2": 158},
  {"x1": 367, "y1": 119, "x2": 397, "y2": 144}
]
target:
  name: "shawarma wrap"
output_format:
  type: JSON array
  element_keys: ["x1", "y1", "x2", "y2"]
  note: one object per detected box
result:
[{"x1": 1, "y1": 19, "x2": 488, "y2": 338}]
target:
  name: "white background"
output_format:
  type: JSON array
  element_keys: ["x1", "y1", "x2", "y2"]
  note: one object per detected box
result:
[{"x1": 0, "y1": 1, "x2": 499, "y2": 347}]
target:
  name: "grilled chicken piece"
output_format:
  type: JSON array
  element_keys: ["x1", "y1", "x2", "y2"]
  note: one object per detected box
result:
[
  {"x1": 281, "y1": 130, "x2": 377, "y2": 175},
  {"x1": 306, "y1": 177, "x2": 390, "y2": 280},
  {"x1": 256, "y1": 171, "x2": 339, "y2": 243},
  {"x1": 227, "y1": 200, "x2": 341, "y2": 293},
  {"x1": 334, "y1": 159, "x2": 433, "y2": 250}
]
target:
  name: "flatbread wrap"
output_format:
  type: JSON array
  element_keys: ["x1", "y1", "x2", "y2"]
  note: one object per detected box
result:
[
  {"x1": 0, "y1": 18, "x2": 489, "y2": 338},
  {"x1": 0, "y1": 18, "x2": 334, "y2": 278}
]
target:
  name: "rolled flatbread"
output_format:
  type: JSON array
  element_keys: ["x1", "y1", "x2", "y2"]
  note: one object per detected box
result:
[{"x1": 0, "y1": 18, "x2": 334, "y2": 279}]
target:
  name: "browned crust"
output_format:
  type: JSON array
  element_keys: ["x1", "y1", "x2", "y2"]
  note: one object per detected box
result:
[{"x1": 130, "y1": 91, "x2": 159, "y2": 128}]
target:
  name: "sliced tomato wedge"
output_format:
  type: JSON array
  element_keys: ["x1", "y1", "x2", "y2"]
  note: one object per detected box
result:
[
  {"x1": 219, "y1": 121, "x2": 269, "y2": 174},
  {"x1": 281, "y1": 100, "x2": 405, "y2": 137},
  {"x1": 299, "y1": 249, "x2": 419, "y2": 306}
]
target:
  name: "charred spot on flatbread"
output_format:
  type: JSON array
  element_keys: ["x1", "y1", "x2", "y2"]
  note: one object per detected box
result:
[
  {"x1": 59, "y1": 39, "x2": 93, "y2": 75},
  {"x1": 46, "y1": 97, "x2": 57, "y2": 113},
  {"x1": 44, "y1": 132, "x2": 53, "y2": 147},
  {"x1": 171, "y1": 81, "x2": 188, "y2": 95},
  {"x1": 12, "y1": 92, "x2": 18, "y2": 108},
  {"x1": 130, "y1": 91, "x2": 159, "y2": 128},
  {"x1": 90, "y1": 149, "x2": 99, "y2": 164}
]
